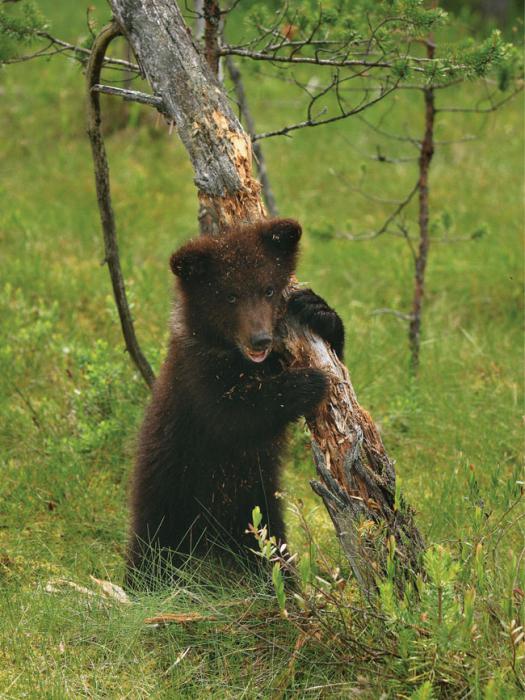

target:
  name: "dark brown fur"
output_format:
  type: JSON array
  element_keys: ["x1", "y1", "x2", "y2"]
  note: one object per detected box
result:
[{"x1": 126, "y1": 219, "x2": 344, "y2": 587}]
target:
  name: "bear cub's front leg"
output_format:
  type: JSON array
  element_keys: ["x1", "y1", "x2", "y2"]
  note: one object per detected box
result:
[
  {"x1": 276, "y1": 367, "x2": 329, "y2": 420},
  {"x1": 287, "y1": 289, "x2": 345, "y2": 359}
]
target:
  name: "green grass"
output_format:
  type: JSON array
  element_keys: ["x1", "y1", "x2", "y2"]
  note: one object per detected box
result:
[{"x1": 0, "y1": 1, "x2": 523, "y2": 697}]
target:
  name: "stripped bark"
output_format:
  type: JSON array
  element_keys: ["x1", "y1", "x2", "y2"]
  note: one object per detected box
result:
[
  {"x1": 86, "y1": 22, "x2": 155, "y2": 388},
  {"x1": 409, "y1": 41, "x2": 436, "y2": 373},
  {"x1": 91, "y1": 83, "x2": 164, "y2": 109},
  {"x1": 107, "y1": 0, "x2": 425, "y2": 589}
]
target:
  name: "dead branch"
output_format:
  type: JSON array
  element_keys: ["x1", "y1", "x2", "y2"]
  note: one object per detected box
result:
[
  {"x1": 357, "y1": 115, "x2": 421, "y2": 147},
  {"x1": 219, "y1": 45, "x2": 423, "y2": 72},
  {"x1": 86, "y1": 22, "x2": 155, "y2": 387},
  {"x1": 340, "y1": 139, "x2": 419, "y2": 164},
  {"x1": 337, "y1": 181, "x2": 419, "y2": 242},
  {"x1": 3, "y1": 30, "x2": 141, "y2": 72},
  {"x1": 253, "y1": 83, "x2": 399, "y2": 142},
  {"x1": 91, "y1": 83, "x2": 164, "y2": 110},
  {"x1": 436, "y1": 85, "x2": 523, "y2": 113}
]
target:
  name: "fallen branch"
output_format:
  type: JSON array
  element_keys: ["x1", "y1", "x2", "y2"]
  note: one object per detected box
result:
[
  {"x1": 144, "y1": 612, "x2": 215, "y2": 625},
  {"x1": 44, "y1": 576, "x2": 130, "y2": 604}
]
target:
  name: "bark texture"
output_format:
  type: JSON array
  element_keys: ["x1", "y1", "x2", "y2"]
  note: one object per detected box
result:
[{"x1": 107, "y1": 0, "x2": 425, "y2": 590}]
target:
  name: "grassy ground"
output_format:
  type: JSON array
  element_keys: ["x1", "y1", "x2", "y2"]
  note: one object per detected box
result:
[{"x1": 0, "y1": 1, "x2": 523, "y2": 697}]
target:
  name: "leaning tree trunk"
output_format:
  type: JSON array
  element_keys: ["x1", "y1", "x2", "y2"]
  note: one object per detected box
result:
[{"x1": 105, "y1": 0, "x2": 425, "y2": 593}]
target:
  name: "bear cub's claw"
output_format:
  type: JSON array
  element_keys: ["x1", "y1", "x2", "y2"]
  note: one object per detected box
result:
[{"x1": 287, "y1": 289, "x2": 345, "y2": 359}]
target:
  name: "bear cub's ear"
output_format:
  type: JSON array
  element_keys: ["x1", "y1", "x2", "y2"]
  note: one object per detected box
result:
[
  {"x1": 170, "y1": 242, "x2": 213, "y2": 282},
  {"x1": 260, "y1": 218, "x2": 302, "y2": 255}
]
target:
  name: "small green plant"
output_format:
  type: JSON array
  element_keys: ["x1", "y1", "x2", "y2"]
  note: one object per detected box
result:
[{"x1": 247, "y1": 492, "x2": 524, "y2": 696}]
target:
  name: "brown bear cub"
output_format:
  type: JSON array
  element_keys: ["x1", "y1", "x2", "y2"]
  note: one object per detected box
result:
[{"x1": 126, "y1": 219, "x2": 344, "y2": 587}]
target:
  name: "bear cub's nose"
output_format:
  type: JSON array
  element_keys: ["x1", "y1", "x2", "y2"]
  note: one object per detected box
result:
[{"x1": 250, "y1": 333, "x2": 272, "y2": 351}]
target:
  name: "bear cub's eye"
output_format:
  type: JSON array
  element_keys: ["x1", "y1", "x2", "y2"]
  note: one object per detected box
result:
[
  {"x1": 227, "y1": 293, "x2": 238, "y2": 304},
  {"x1": 264, "y1": 287, "x2": 275, "y2": 298}
]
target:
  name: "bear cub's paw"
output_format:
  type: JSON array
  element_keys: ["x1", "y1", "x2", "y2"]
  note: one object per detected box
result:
[
  {"x1": 281, "y1": 367, "x2": 330, "y2": 417},
  {"x1": 287, "y1": 289, "x2": 345, "y2": 359}
]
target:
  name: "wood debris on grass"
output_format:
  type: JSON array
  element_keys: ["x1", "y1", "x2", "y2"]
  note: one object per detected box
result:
[
  {"x1": 44, "y1": 577, "x2": 130, "y2": 604},
  {"x1": 89, "y1": 575, "x2": 130, "y2": 604},
  {"x1": 144, "y1": 612, "x2": 216, "y2": 626}
]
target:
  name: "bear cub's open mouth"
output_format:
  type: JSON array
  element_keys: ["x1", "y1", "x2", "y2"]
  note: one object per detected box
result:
[{"x1": 242, "y1": 346, "x2": 271, "y2": 363}]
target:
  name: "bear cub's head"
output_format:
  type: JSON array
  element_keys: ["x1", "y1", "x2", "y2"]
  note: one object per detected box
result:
[{"x1": 170, "y1": 218, "x2": 301, "y2": 363}]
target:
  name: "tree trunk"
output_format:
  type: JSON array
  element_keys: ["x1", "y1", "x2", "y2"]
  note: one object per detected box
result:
[{"x1": 107, "y1": 0, "x2": 425, "y2": 591}]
